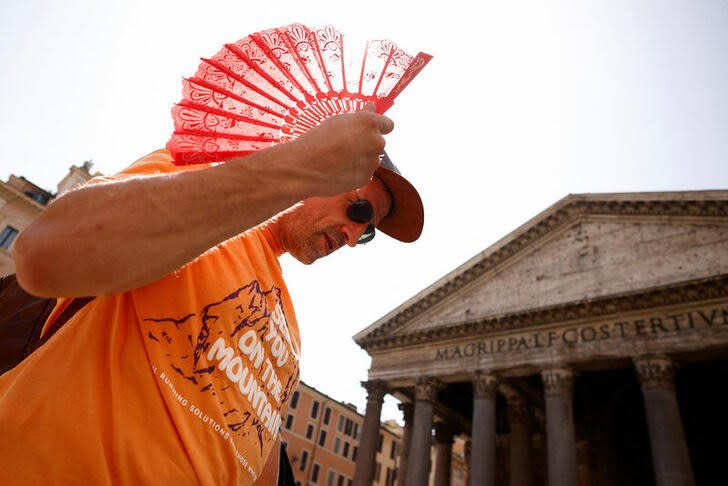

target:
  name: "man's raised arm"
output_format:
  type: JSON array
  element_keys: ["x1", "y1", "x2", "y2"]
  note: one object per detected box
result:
[{"x1": 14, "y1": 108, "x2": 394, "y2": 298}]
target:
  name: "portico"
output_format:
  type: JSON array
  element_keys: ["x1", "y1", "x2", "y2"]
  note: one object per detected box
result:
[{"x1": 353, "y1": 191, "x2": 728, "y2": 485}]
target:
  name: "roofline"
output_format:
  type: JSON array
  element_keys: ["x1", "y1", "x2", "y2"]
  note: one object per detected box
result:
[
  {"x1": 353, "y1": 189, "x2": 728, "y2": 344},
  {"x1": 0, "y1": 182, "x2": 48, "y2": 212}
]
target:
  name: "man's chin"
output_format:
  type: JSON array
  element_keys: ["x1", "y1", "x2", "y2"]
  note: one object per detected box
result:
[{"x1": 290, "y1": 249, "x2": 320, "y2": 265}]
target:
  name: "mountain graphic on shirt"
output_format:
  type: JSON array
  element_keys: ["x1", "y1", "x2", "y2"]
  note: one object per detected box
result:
[{"x1": 143, "y1": 280, "x2": 298, "y2": 449}]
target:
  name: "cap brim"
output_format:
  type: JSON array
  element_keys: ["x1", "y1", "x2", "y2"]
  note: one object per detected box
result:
[{"x1": 374, "y1": 165, "x2": 424, "y2": 243}]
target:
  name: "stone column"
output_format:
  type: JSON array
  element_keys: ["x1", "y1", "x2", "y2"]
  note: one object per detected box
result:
[
  {"x1": 634, "y1": 356, "x2": 695, "y2": 486},
  {"x1": 541, "y1": 368, "x2": 578, "y2": 486},
  {"x1": 353, "y1": 380, "x2": 388, "y2": 486},
  {"x1": 464, "y1": 439, "x2": 471, "y2": 486},
  {"x1": 396, "y1": 402, "x2": 414, "y2": 486},
  {"x1": 470, "y1": 372, "x2": 498, "y2": 486},
  {"x1": 507, "y1": 396, "x2": 533, "y2": 486},
  {"x1": 434, "y1": 422, "x2": 455, "y2": 486},
  {"x1": 406, "y1": 377, "x2": 442, "y2": 486}
]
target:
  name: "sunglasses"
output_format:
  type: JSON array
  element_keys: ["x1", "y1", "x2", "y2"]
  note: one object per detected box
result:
[{"x1": 347, "y1": 199, "x2": 376, "y2": 245}]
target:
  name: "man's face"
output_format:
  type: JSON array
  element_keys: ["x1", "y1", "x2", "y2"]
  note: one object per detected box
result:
[{"x1": 276, "y1": 178, "x2": 392, "y2": 264}]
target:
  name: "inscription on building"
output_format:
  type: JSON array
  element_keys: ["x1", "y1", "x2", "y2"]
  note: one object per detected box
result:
[{"x1": 435, "y1": 306, "x2": 728, "y2": 361}]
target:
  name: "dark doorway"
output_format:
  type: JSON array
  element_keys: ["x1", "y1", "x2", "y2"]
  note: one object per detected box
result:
[{"x1": 677, "y1": 359, "x2": 728, "y2": 486}]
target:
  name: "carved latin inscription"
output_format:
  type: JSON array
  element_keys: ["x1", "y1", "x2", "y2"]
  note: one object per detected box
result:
[{"x1": 434, "y1": 305, "x2": 728, "y2": 362}]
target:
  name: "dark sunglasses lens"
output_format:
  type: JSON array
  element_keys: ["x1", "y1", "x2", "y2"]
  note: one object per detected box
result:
[
  {"x1": 357, "y1": 224, "x2": 375, "y2": 245},
  {"x1": 347, "y1": 200, "x2": 373, "y2": 223}
]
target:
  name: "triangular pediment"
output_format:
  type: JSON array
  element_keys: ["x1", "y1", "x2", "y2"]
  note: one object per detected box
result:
[{"x1": 354, "y1": 191, "x2": 728, "y2": 349}]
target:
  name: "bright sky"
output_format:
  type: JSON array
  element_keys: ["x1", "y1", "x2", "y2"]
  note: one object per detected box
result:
[{"x1": 2, "y1": 0, "x2": 727, "y2": 423}]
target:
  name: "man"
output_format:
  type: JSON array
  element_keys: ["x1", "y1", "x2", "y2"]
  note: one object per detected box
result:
[{"x1": 0, "y1": 106, "x2": 423, "y2": 484}]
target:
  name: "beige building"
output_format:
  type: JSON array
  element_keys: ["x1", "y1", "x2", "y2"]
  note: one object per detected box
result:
[
  {"x1": 0, "y1": 162, "x2": 97, "y2": 277},
  {"x1": 281, "y1": 381, "x2": 401, "y2": 486},
  {"x1": 352, "y1": 191, "x2": 728, "y2": 486}
]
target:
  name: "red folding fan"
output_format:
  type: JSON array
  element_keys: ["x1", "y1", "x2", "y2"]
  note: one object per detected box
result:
[{"x1": 167, "y1": 23, "x2": 432, "y2": 165}]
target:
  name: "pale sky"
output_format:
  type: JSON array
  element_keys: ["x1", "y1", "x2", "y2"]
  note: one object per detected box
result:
[{"x1": 2, "y1": 0, "x2": 727, "y2": 423}]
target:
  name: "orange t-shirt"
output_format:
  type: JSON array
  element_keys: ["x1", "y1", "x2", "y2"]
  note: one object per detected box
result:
[{"x1": 0, "y1": 150, "x2": 301, "y2": 484}]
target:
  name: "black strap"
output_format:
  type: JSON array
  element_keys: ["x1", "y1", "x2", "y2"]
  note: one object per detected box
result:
[
  {"x1": 34, "y1": 296, "x2": 94, "y2": 350},
  {"x1": 277, "y1": 442, "x2": 296, "y2": 486}
]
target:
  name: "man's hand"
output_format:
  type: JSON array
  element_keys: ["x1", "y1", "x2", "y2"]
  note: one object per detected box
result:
[
  {"x1": 13, "y1": 107, "x2": 395, "y2": 297},
  {"x1": 293, "y1": 104, "x2": 394, "y2": 197}
]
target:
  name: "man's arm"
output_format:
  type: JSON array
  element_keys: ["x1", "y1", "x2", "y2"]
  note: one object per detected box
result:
[{"x1": 14, "y1": 108, "x2": 393, "y2": 297}]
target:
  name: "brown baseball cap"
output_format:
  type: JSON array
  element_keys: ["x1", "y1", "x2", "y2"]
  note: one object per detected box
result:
[{"x1": 373, "y1": 151, "x2": 424, "y2": 243}]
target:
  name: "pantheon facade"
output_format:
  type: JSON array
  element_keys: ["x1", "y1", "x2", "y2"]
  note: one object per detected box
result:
[{"x1": 351, "y1": 191, "x2": 728, "y2": 486}]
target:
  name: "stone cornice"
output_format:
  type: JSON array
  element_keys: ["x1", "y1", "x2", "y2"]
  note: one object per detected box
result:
[
  {"x1": 0, "y1": 182, "x2": 47, "y2": 212},
  {"x1": 358, "y1": 274, "x2": 728, "y2": 351},
  {"x1": 355, "y1": 196, "x2": 728, "y2": 347}
]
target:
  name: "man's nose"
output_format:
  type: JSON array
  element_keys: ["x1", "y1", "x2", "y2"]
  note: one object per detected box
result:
[{"x1": 342, "y1": 223, "x2": 368, "y2": 247}]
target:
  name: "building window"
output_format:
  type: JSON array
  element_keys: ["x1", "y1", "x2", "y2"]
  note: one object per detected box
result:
[
  {"x1": 300, "y1": 450, "x2": 309, "y2": 471},
  {"x1": 318, "y1": 430, "x2": 327, "y2": 447},
  {"x1": 337, "y1": 415, "x2": 345, "y2": 432},
  {"x1": 342, "y1": 441, "x2": 349, "y2": 459},
  {"x1": 306, "y1": 424, "x2": 314, "y2": 440},
  {"x1": 390, "y1": 441, "x2": 396, "y2": 459},
  {"x1": 25, "y1": 190, "x2": 49, "y2": 205},
  {"x1": 323, "y1": 406, "x2": 332, "y2": 425},
  {"x1": 311, "y1": 463, "x2": 320, "y2": 484},
  {"x1": 291, "y1": 391, "x2": 300, "y2": 409},
  {"x1": 0, "y1": 226, "x2": 19, "y2": 250},
  {"x1": 347, "y1": 480, "x2": 352, "y2": 486},
  {"x1": 311, "y1": 400, "x2": 320, "y2": 419},
  {"x1": 377, "y1": 433, "x2": 383, "y2": 452},
  {"x1": 352, "y1": 447, "x2": 358, "y2": 462},
  {"x1": 337, "y1": 474, "x2": 345, "y2": 486},
  {"x1": 344, "y1": 418, "x2": 353, "y2": 436},
  {"x1": 375, "y1": 462, "x2": 381, "y2": 482},
  {"x1": 353, "y1": 423, "x2": 359, "y2": 439},
  {"x1": 333, "y1": 437, "x2": 341, "y2": 454},
  {"x1": 285, "y1": 414, "x2": 294, "y2": 430},
  {"x1": 327, "y1": 470, "x2": 336, "y2": 486}
]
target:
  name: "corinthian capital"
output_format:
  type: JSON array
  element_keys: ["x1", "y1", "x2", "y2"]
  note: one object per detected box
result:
[
  {"x1": 415, "y1": 376, "x2": 443, "y2": 402},
  {"x1": 634, "y1": 355, "x2": 675, "y2": 391},
  {"x1": 361, "y1": 380, "x2": 388, "y2": 403},
  {"x1": 541, "y1": 367, "x2": 574, "y2": 397},
  {"x1": 472, "y1": 372, "x2": 498, "y2": 399}
]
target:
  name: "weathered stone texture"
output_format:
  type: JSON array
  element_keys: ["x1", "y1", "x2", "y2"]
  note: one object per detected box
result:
[{"x1": 400, "y1": 221, "x2": 728, "y2": 334}]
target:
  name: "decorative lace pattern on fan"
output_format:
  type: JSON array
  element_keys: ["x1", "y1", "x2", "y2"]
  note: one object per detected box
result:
[{"x1": 167, "y1": 24, "x2": 432, "y2": 164}]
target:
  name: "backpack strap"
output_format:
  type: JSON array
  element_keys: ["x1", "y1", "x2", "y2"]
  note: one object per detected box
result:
[
  {"x1": 35, "y1": 296, "x2": 94, "y2": 349},
  {"x1": 0, "y1": 274, "x2": 93, "y2": 375}
]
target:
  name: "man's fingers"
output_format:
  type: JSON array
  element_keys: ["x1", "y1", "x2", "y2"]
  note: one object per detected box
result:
[
  {"x1": 358, "y1": 103, "x2": 394, "y2": 134},
  {"x1": 376, "y1": 115, "x2": 394, "y2": 135}
]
